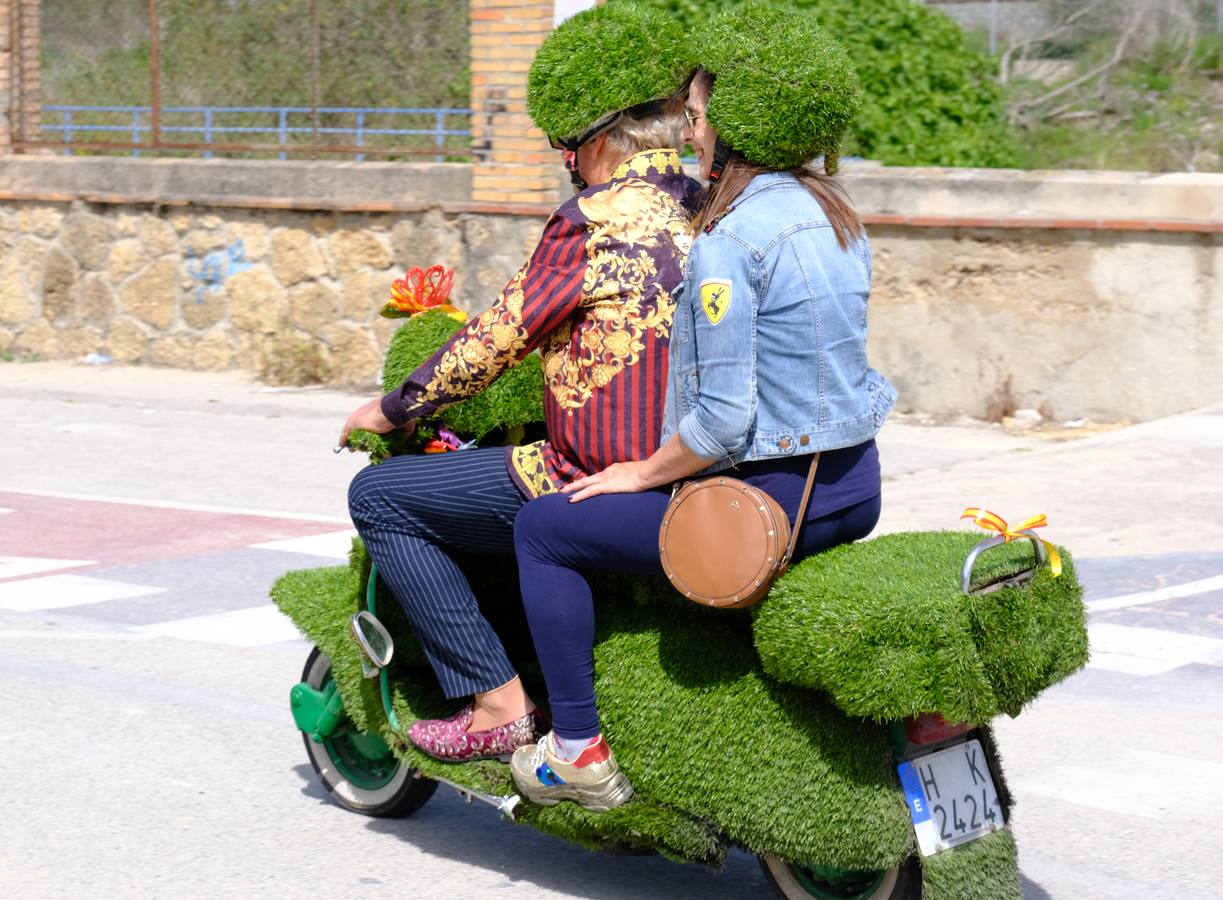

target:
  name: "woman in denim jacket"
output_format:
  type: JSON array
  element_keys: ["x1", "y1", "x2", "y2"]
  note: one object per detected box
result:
[{"x1": 509, "y1": 1, "x2": 896, "y2": 811}]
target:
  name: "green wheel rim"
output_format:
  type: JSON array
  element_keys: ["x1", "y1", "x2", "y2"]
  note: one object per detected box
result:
[
  {"x1": 319, "y1": 673, "x2": 399, "y2": 791},
  {"x1": 787, "y1": 863, "x2": 888, "y2": 900}
]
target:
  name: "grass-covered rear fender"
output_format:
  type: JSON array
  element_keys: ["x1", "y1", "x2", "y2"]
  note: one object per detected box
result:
[
  {"x1": 922, "y1": 827, "x2": 1021, "y2": 900},
  {"x1": 272, "y1": 545, "x2": 915, "y2": 868},
  {"x1": 754, "y1": 531, "x2": 1088, "y2": 725}
]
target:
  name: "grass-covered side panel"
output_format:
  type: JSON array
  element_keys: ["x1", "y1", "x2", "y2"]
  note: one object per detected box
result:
[
  {"x1": 272, "y1": 554, "x2": 914, "y2": 868},
  {"x1": 586, "y1": 574, "x2": 912, "y2": 868},
  {"x1": 921, "y1": 828, "x2": 1022, "y2": 900},
  {"x1": 754, "y1": 531, "x2": 1087, "y2": 725},
  {"x1": 272, "y1": 557, "x2": 726, "y2": 864},
  {"x1": 271, "y1": 564, "x2": 385, "y2": 734}
]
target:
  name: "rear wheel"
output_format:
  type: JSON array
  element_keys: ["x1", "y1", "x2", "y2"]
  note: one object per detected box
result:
[
  {"x1": 759, "y1": 855, "x2": 920, "y2": 900},
  {"x1": 300, "y1": 646, "x2": 436, "y2": 817}
]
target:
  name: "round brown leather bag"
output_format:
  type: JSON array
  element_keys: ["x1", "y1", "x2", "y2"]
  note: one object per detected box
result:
[{"x1": 658, "y1": 455, "x2": 819, "y2": 609}]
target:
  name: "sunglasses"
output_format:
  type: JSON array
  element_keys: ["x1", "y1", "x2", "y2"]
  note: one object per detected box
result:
[{"x1": 547, "y1": 98, "x2": 668, "y2": 153}]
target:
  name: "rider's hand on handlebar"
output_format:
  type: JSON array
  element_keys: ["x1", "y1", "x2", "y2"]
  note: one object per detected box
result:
[
  {"x1": 337, "y1": 398, "x2": 413, "y2": 451},
  {"x1": 562, "y1": 461, "x2": 650, "y2": 503}
]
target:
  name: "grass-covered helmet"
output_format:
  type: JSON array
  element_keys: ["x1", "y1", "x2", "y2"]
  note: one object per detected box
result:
[
  {"x1": 691, "y1": 0, "x2": 862, "y2": 172},
  {"x1": 527, "y1": 2, "x2": 689, "y2": 148}
]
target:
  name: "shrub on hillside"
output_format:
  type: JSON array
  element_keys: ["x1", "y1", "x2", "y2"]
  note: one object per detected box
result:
[{"x1": 636, "y1": 0, "x2": 1019, "y2": 167}]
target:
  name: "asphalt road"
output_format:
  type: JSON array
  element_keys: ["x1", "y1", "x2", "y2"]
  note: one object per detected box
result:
[{"x1": 2, "y1": 362, "x2": 1221, "y2": 900}]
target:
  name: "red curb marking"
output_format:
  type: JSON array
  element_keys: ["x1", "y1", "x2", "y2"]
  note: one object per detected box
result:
[{"x1": 0, "y1": 491, "x2": 350, "y2": 582}]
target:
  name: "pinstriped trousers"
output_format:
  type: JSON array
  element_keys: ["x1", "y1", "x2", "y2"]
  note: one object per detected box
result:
[{"x1": 347, "y1": 447, "x2": 527, "y2": 698}]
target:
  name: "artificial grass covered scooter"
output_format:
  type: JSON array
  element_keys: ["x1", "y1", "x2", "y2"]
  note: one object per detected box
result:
[{"x1": 275, "y1": 287, "x2": 1088, "y2": 899}]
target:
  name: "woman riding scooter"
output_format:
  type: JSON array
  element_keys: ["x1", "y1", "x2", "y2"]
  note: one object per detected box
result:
[{"x1": 509, "y1": 0, "x2": 897, "y2": 811}]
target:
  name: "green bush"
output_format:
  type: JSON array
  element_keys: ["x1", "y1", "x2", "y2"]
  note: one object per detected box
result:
[
  {"x1": 634, "y1": 0, "x2": 1019, "y2": 167},
  {"x1": 1011, "y1": 32, "x2": 1223, "y2": 173}
]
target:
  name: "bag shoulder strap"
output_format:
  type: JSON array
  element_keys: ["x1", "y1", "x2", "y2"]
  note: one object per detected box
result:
[{"x1": 781, "y1": 452, "x2": 820, "y2": 568}]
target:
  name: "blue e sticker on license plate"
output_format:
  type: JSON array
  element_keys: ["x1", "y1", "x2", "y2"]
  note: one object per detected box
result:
[{"x1": 897, "y1": 738, "x2": 1005, "y2": 856}]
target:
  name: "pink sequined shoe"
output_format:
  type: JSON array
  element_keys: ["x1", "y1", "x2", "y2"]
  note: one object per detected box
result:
[{"x1": 409, "y1": 706, "x2": 549, "y2": 763}]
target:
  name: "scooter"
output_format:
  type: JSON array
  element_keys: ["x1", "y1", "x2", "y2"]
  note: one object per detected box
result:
[{"x1": 274, "y1": 311, "x2": 1088, "y2": 900}]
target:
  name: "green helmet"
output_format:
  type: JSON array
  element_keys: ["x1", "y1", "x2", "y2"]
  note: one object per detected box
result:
[
  {"x1": 527, "y1": 2, "x2": 689, "y2": 145},
  {"x1": 691, "y1": 0, "x2": 862, "y2": 171}
]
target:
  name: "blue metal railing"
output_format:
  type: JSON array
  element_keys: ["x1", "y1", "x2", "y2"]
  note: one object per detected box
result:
[{"x1": 41, "y1": 105, "x2": 473, "y2": 162}]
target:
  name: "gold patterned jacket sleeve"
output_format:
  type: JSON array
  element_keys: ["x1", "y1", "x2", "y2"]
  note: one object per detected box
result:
[{"x1": 379, "y1": 214, "x2": 590, "y2": 426}]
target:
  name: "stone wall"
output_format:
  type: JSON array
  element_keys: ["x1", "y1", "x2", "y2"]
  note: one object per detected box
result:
[
  {"x1": 1, "y1": 155, "x2": 1220, "y2": 423},
  {"x1": 0, "y1": 193, "x2": 542, "y2": 385}
]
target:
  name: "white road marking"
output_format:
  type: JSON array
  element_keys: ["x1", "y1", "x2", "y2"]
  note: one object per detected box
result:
[
  {"x1": 1087, "y1": 623, "x2": 1223, "y2": 675},
  {"x1": 0, "y1": 574, "x2": 164, "y2": 611},
  {"x1": 132, "y1": 604, "x2": 304, "y2": 647},
  {"x1": 0, "y1": 487, "x2": 349, "y2": 524},
  {"x1": 1013, "y1": 749, "x2": 1223, "y2": 820},
  {"x1": 0, "y1": 556, "x2": 95, "y2": 580},
  {"x1": 250, "y1": 530, "x2": 356, "y2": 559},
  {"x1": 1086, "y1": 574, "x2": 1223, "y2": 612},
  {"x1": 0, "y1": 629, "x2": 154, "y2": 641}
]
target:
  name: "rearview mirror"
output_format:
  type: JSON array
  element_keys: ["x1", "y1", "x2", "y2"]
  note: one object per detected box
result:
[{"x1": 351, "y1": 611, "x2": 394, "y2": 677}]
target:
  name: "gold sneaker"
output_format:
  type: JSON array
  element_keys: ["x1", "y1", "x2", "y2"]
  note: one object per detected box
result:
[{"x1": 510, "y1": 732, "x2": 634, "y2": 812}]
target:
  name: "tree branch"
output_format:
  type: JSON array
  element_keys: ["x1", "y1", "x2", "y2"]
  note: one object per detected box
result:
[
  {"x1": 999, "y1": 0, "x2": 1109, "y2": 85},
  {"x1": 1011, "y1": 4, "x2": 1145, "y2": 124}
]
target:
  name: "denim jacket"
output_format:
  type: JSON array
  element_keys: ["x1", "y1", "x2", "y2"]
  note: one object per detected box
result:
[{"x1": 660, "y1": 171, "x2": 896, "y2": 472}]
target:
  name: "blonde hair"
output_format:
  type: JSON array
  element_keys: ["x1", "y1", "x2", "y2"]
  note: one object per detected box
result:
[{"x1": 604, "y1": 100, "x2": 684, "y2": 155}]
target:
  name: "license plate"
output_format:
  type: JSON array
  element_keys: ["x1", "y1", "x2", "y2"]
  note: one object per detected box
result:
[{"x1": 897, "y1": 738, "x2": 1005, "y2": 855}]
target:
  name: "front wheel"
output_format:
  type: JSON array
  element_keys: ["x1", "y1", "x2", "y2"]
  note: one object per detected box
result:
[
  {"x1": 759, "y1": 855, "x2": 920, "y2": 900},
  {"x1": 300, "y1": 646, "x2": 437, "y2": 817}
]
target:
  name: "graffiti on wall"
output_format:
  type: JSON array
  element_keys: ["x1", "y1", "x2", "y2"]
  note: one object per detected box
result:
[{"x1": 186, "y1": 240, "x2": 253, "y2": 302}]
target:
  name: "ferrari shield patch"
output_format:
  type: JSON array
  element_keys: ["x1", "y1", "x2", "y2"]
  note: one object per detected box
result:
[{"x1": 700, "y1": 278, "x2": 732, "y2": 325}]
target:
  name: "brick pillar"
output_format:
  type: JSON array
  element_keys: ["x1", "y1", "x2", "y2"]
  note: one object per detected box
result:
[
  {"x1": 470, "y1": 1, "x2": 596, "y2": 205},
  {"x1": 1, "y1": 0, "x2": 40, "y2": 151},
  {"x1": 17, "y1": 0, "x2": 40, "y2": 146},
  {"x1": 0, "y1": 1, "x2": 12, "y2": 153}
]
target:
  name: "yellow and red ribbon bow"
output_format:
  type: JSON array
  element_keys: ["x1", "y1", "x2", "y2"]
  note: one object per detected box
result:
[
  {"x1": 960, "y1": 507, "x2": 1062, "y2": 578},
  {"x1": 381, "y1": 265, "x2": 465, "y2": 322}
]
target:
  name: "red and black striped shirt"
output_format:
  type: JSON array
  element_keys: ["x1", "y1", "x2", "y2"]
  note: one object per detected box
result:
[{"x1": 380, "y1": 149, "x2": 701, "y2": 496}]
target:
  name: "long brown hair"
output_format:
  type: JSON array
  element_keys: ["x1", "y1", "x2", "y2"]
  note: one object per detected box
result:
[
  {"x1": 687, "y1": 68, "x2": 861, "y2": 247},
  {"x1": 692, "y1": 158, "x2": 864, "y2": 250}
]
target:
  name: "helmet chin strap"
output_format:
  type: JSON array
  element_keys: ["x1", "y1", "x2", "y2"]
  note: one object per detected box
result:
[
  {"x1": 562, "y1": 150, "x2": 588, "y2": 190},
  {"x1": 708, "y1": 137, "x2": 735, "y2": 183}
]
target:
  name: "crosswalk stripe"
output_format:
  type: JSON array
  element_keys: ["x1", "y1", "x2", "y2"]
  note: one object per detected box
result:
[
  {"x1": 0, "y1": 574, "x2": 164, "y2": 612},
  {"x1": 1087, "y1": 623, "x2": 1223, "y2": 674},
  {"x1": 132, "y1": 605, "x2": 305, "y2": 647},
  {"x1": 1086, "y1": 574, "x2": 1223, "y2": 612},
  {"x1": 0, "y1": 629, "x2": 154, "y2": 642},
  {"x1": 0, "y1": 557, "x2": 95, "y2": 581},
  {"x1": 249, "y1": 530, "x2": 357, "y2": 560},
  {"x1": 1013, "y1": 749, "x2": 1223, "y2": 819}
]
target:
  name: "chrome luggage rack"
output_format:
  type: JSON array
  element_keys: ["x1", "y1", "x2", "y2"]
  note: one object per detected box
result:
[{"x1": 961, "y1": 530, "x2": 1049, "y2": 596}]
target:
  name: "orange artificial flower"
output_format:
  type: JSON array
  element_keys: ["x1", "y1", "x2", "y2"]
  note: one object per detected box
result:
[{"x1": 381, "y1": 265, "x2": 466, "y2": 321}]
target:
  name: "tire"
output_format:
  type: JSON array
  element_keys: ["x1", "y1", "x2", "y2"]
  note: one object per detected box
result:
[
  {"x1": 300, "y1": 646, "x2": 437, "y2": 818},
  {"x1": 760, "y1": 854, "x2": 921, "y2": 900}
]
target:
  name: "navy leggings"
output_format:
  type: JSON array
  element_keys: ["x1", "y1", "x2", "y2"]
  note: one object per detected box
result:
[{"x1": 514, "y1": 487, "x2": 882, "y2": 739}]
